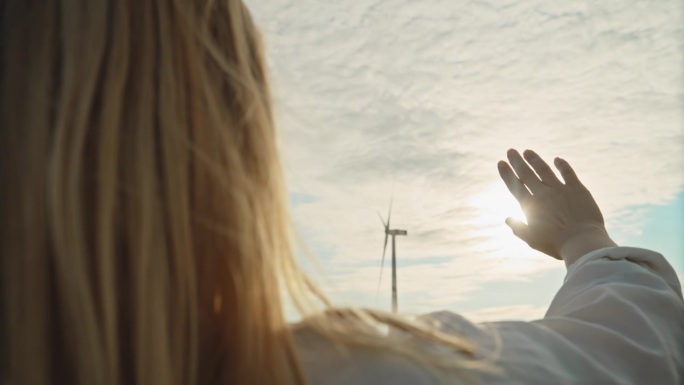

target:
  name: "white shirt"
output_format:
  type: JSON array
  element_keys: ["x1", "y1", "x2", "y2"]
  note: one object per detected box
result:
[{"x1": 295, "y1": 247, "x2": 684, "y2": 384}]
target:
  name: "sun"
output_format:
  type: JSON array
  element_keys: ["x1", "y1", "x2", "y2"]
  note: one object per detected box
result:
[
  {"x1": 469, "y1": 182, "x2": 527, "y2": 227},
  {"x1": 466, "y1": 182, "x2": 546, "y2": 274}
]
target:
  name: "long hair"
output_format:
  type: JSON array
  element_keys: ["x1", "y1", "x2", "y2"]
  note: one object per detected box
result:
[{"x1": 0, "y1": 1, "x2": 479, "y2": 384}]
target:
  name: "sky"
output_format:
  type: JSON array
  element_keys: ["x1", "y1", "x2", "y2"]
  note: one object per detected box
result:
[{"x1": 246, "y1": 0, "x2": 684, "y2": 321}]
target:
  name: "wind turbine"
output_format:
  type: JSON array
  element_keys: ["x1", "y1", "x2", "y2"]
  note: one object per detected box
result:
[{"x1": 376, "y1": 197, "x2": 407, "y2": 313}]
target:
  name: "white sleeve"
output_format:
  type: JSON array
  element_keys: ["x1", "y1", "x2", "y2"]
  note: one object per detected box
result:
[
  {"x1": 476, "y1": 247, "x2": 684, "y2": 384},
  {"x1": 298, "y1": 247, "x2": 683, "y2": 385}
]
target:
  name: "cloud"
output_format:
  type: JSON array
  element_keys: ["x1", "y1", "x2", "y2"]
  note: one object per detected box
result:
[
  {"x1": 246, "y1": 0, "x2": 684, "y2": 319},
  {"x1": 462, "y1": 304, "x2": 548, "y2": 322}
]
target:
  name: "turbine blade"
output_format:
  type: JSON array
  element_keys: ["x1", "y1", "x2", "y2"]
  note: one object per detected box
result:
[
  {"x1": 375, "y1": 233, "x2": 390, "y2": 302},
  {"x1": 386, "y1": 194, "x2": 394, "y2": 229},
  {"x1": 377, "y1": 211, "x2": 387, "y2": 229},
  {"x1": 383, "y1": 232, "x2": 389, "y2": 266}
]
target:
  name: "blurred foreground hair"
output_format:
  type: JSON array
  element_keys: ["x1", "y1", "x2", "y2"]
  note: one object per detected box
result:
[{"x1": 0, "y1": 1, "x2": 481, "y2": 384}]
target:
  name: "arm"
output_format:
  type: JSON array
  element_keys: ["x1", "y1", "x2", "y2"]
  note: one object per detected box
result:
[
  {"x1": 468, "y1": 250, "x2": 684, "y2": 384},
  {"x1": 425, "y1": 248, "x2": 683, "y2": 385},
  {"x1": 491, "y1": 150, "x2": 684, "y2": 383},
  {"x1": 497, "y1": 149, "x2": 616, "y2": 267},
  {"x1": 530, "y1": 246, "x2": 684, "y2": 384}
]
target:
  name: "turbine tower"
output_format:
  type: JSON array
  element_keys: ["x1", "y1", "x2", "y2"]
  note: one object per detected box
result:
[{"x1": 377, "y1": 198, "x2": 407, "y2": 313}]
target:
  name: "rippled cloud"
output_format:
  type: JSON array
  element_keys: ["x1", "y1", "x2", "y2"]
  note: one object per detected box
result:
[{"x1": 246, "y1": 0, "x2": 684, "y2": 317}]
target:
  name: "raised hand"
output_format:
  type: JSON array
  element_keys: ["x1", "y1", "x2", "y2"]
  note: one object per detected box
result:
[{"x1": 497, "y1": 149, "x2": 617, "y2": 267}]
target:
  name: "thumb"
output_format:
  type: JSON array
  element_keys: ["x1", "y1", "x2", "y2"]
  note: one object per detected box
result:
[{"x1": 505, "y1": 217, "x2": 530, "y2": 243}]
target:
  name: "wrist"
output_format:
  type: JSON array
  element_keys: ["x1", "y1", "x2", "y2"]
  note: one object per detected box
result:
[{"x1": 558, "y1": 224, "x2": 617, "y2": 268}]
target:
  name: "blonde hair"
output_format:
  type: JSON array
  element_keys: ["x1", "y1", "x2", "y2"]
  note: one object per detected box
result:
[{"x1": 0, "y1": 1, "x2": 481, "y2": 384}]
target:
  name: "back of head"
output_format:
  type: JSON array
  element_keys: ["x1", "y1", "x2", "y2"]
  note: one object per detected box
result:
[{"x1": 0, "y1": 0, "x2": 304, "y2": 384}]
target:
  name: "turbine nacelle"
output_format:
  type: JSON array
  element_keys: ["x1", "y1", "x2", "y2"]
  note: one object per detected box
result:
[{"x1": 386, "y1": 229, "x2": 407, "y2": 236}]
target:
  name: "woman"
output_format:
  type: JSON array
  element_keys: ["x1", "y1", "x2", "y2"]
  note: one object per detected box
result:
[{"x1": 1, "y1": 1, "x2": 681, "y2": 384}]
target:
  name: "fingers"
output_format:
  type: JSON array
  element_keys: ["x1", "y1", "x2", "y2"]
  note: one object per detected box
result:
[
  {"x1": 505, "y1": 218, "x2": 529, "y2": 243},
  {"x1": 498, "y1": 160, "x2": 532, "y2": 205},
  {"x1": 554, "y1": 157, "x2": 581, "y2": 185},
  {"x1": 523, "y1": 150, "x2": 562, "y2": 187},
  {"x1": 506, "y1": 149, "x2": 545, "y2": 192}
]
